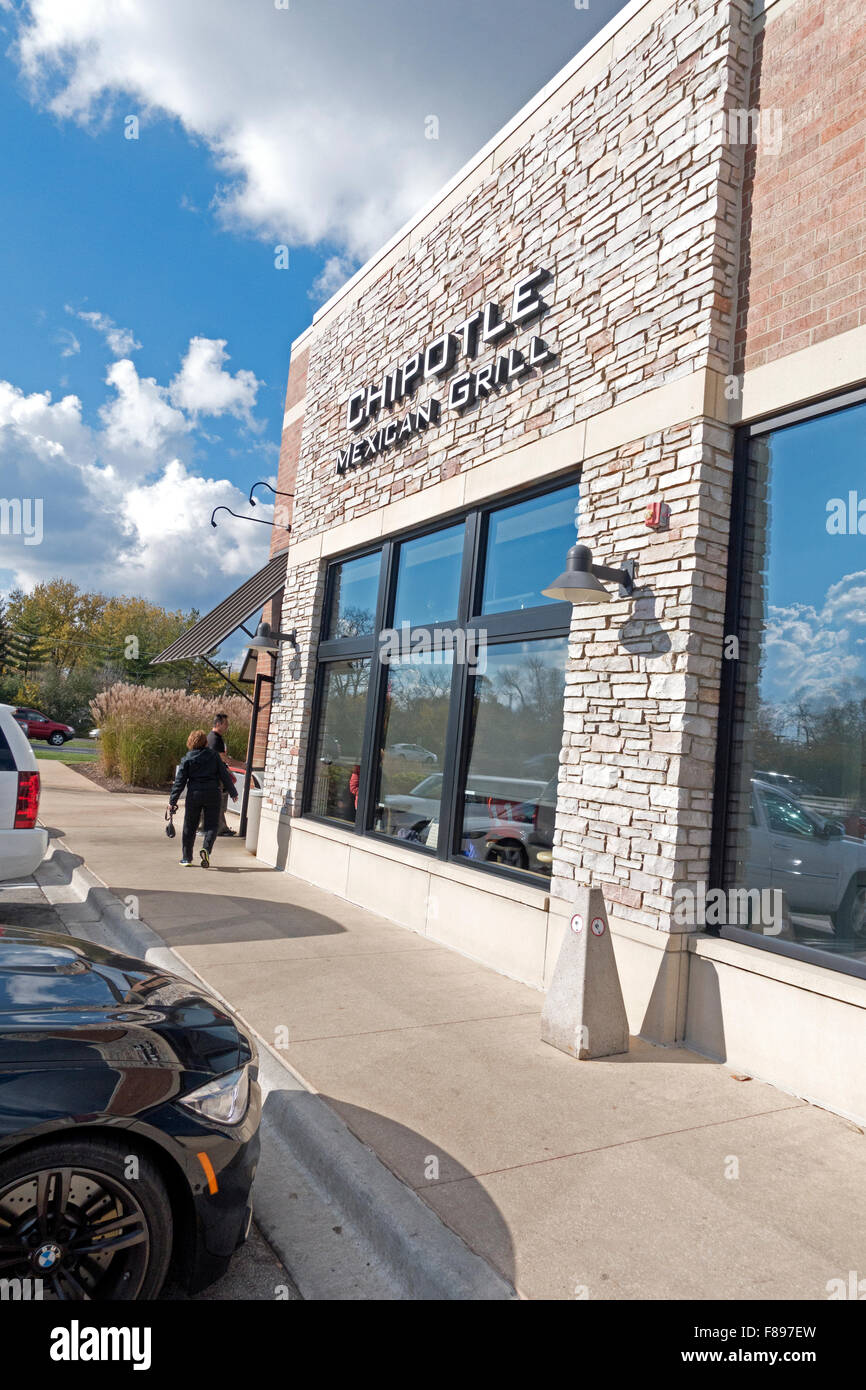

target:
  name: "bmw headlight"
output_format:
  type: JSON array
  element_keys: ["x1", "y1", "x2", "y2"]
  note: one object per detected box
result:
[{"x1": 179, "y1": 1066, "x2": 250, "y2": 1125}]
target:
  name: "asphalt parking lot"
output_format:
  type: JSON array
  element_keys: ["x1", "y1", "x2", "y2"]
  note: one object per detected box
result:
[{"x1": 0, "y1": 875, "x2": 300, "y2": 1302}]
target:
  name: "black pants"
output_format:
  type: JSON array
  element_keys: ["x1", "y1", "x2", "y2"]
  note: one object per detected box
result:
[{"x1": 182, "y1": 789, "x2": 220, "y2": 861}]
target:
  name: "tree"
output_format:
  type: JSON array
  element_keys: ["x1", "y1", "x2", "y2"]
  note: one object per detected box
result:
[{"x1": 5, "y1": 596, "x2": 49, "y2": 679}]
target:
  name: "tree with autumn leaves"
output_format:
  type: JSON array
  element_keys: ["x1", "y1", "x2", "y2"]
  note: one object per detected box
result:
[{"x1": 0, "y1": 579, "x2": 238, "y2": 729}]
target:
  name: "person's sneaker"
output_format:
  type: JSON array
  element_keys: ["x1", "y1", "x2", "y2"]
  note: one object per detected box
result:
[
  {"x1": 199, "y1": 848, "x2": 210, "y2": 868},
  {"x1": 179, "y1": 859, "x2": 193, "y2": 866},
  {"x1": 217, "y1": 827, "x2": 236, "y2": 836}
]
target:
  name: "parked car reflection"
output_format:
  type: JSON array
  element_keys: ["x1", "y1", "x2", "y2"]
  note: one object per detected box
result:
[
  {"x1": 379, "y1": 773, "x2": 556, "y2": 879},
  {"x1": 747, "y1": 778, "x2": 866, "y2": 940}
]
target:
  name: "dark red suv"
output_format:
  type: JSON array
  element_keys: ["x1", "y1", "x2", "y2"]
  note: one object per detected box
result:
[{"x1": 13, "y1": 708, "x2": 75, "y2": 746}]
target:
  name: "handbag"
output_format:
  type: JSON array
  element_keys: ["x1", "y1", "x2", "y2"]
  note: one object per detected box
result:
[{"x1": 165, "y1": 805, "x2": 177, "y2": 839}]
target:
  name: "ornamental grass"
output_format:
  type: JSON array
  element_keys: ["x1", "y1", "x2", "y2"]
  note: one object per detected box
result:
[{"x1": 90, "y1": 683, "x2": 251, "y2": 787}]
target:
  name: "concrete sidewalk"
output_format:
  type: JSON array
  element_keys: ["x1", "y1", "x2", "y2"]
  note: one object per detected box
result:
[{"x1": 33, "y1": 759, "x2": 866, "y2": 1300}]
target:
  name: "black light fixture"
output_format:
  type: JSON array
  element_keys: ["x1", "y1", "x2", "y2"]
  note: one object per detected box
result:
[
  {"x1": 248, "y1": 621, "x2": 298, "y2": 652},
  {"x1": 249, "y1": 481, "x2": 295, "y2": 508},
  {"x1": 542, "y1": 543, "x2": 636, "y2": 605},
  {"x1": 210, "y1": 505, "x2": 291, "y2": 532}
]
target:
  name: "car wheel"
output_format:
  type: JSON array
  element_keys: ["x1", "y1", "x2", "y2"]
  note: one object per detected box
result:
[
  {"x1": 0, "y1": 1137, "x2": 173, "y2": 1300},
  {"x1": 48, "y1": 732, "x2": 65, "y2": 746},
  {"x1": 832, "y1": 878, "x2": 866, "y2": 939},
  {"x1": 486, "y1": 839, "x2": 528, "y2": 870}
]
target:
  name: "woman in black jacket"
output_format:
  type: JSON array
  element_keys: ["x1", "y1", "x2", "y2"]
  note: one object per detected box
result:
[{"x1": 169, "y1": 730, "x2": 238, "y2": 867}]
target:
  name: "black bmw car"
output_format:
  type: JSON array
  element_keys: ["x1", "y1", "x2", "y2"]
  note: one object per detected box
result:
[{"x1": 0, "y1": 926, "x2": 261, "y2": 1300}]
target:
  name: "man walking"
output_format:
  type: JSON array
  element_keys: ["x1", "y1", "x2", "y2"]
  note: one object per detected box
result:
[{"x1": 207, "y1": 712, "x2": 236, "y2": 836}]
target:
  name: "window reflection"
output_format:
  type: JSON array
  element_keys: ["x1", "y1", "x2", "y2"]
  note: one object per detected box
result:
[
  {"x1": 481, "y1": 483, "x2": 579, "y2": 614},
  {"x1": 458, "y1": 638, "x2": 566, "y2": 878},
  {"x1": 310, "y1": 660, "x2": 370, "y2": 822},
  {"x1": 327, "y1": 553, "x2": 380, "y2": 638},
  {"x1": 374, "y1": 652, "x2": 454, "y2": 844},
  {"x1": 392, "y1": 524, "x2": 464, "y2": 628},
  {"x1": 727, "y1": 400, "x2": 866, "y2": 957}
]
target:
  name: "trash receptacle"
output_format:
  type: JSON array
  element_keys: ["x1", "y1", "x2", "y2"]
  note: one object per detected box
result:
[{"x1": 245, "y1": 788, "x2": 264, "y2": 854}]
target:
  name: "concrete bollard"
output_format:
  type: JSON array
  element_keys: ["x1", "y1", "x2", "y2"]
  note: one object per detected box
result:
[{"x1": 541, "y1": 886, "x2": 630, "y2": 1059}]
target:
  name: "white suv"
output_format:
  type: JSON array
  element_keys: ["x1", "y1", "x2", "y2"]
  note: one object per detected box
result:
[{"x1": 0, "y1": 703, "x2": 49, "y2": 879}]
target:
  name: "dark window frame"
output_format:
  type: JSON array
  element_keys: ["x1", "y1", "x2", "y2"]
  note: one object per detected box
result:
[
  {"x1": 711, "y1": 383, "x2": 866, "y2": 979},
  {"x1": 303, "y1": 476, "x2": 578, "y2": 888}
]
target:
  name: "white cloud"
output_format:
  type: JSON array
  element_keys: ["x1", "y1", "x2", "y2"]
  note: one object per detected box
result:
[
  {"x1": 169, "y1": 337, "x2": 260, "y2": 425},
  {"x1": 309, "y1": 254, "x2": 356, "y2": 305},
  {"x1": 99, "y1": 358, "x2": 189, "y2": 466},
  {"x1": 56, "y1": 328, "x2": 81, "y2": 357},
  {"x1": 70, "y1": 307, "x2": 142, "y2": 357},
  {"x1": 0, "y1": 335, "x2": 271, "y2": 613},
  {"x1": 9, "y1": 0, "x2": 609, "y2": 259},
  {"x1": 763, "y1": 574, "x2": 866, "y2": 710}
]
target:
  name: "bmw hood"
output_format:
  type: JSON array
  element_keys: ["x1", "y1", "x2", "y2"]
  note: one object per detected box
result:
[{"x1": 0, "y1": 926, "x2": 244, "y2": 1075}]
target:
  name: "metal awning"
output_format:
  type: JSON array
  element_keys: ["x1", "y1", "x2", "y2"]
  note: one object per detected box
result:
[{"x1": 151, "y1": 552, "x2": 287, "y2": 664}]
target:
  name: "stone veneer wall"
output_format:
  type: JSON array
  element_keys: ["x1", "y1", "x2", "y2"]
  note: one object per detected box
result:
[{"x1": 263, "y1": 0, "x2": 754, "y2": 937}]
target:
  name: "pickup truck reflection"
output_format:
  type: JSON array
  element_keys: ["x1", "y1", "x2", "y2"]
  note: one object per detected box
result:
[{"x1": 748, "y1": 778, "x2": 866, "y2": 939}]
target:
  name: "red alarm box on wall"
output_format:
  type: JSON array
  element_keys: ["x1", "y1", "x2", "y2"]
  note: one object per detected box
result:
[{"x1": 645, "y1": 501, "x2": 671, "y2": 529}]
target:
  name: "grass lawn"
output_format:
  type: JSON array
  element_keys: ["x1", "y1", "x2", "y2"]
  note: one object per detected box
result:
[{"x1": 33, "y1": 738, "x2": 100, "y2": 764}]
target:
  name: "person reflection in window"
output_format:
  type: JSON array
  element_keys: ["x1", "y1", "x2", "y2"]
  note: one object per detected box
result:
[{"x1": 335, "y1": 764, "x2": 360, "y2": 823}]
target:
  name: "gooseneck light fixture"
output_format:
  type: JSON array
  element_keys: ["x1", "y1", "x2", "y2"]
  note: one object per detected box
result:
[
  {"x1": 210, "y1": 505, "x2": 291, "y2": 532},
  {"x1": 542, "y1": 543, "x2": 636, "y2": 604},
  {"x1": 249, "y1": 481, "x2": 295, "y2": 508}
]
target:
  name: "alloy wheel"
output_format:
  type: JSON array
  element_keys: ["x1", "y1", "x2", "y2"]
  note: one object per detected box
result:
[{"x1": 0, "y1": 1164, "x2": 151, "y2": 1299}]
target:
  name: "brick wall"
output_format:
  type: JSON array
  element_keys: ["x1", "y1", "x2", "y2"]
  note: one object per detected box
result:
[
  {"x1": 735, "y1": 0, "x2": 866, "y2": 373},
  {"x1": 264, "y1": 0, "x2": 753, "y2": 933}
]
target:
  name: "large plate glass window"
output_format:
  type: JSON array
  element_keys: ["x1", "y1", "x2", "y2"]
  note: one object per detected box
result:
[
  {"x1": 326, "y1": 552, "x2": 381, "y2": 638},
  {"x1": 722, "y1": 398, "x2": 866, "y2": 964},
  {"x1": 372, "y1": 650, "x2": 455, "y2": 845},
  {"x1": 305, "y1": 477, "x2": 578, "y2": 884},
  {"x1": 309, "y1": 659, "x2": 371, "y2": 822},
  {"x1": 458, "y1": 636, "x2": 567, "y2": 879},
  {"x1": 392, "y1": 523, "x2": 464, "y2": 629},
  {"x1": 481, "y1": 483, "x2": 580, "y2": 614}
]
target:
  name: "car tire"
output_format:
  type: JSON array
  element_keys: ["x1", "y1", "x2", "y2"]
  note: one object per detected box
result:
[
  {"x1": 0, "y1": 1136, "x2": 173, "y2": 1300},
  {"x1": 47, "y1": 732, "x2": 65, "y2": 746},
  {"x1": 832, "y1": 877, "x2": 866, "y2": 939}
]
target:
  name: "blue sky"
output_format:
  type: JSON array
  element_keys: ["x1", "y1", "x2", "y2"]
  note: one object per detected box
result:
[
  {"x1": 0, "y1": 0, "x2": 624, "y2": 632},
  {"x1": 759, "y1": 400, "x2": 866, "y2": 715}
]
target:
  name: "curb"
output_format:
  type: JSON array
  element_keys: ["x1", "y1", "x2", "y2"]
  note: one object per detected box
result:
[{"x1": 35, "y1": 835, "x2": 518, "y2": 1302}]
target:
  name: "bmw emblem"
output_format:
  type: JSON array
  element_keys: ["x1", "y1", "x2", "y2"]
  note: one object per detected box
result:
[{"x1": 36, "y1": 1242, "x2": 62, "y2": 1270}]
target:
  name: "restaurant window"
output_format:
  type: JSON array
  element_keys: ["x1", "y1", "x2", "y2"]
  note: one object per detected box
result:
[
  {"x1": 458, "y1": 637, "x2": 567, "y2": 877},
  {"x1": 392, "y1": 523, "x2": 464, "y2": 628},
  {"x1": 719, "y1": 395, "x2": 866, "y2": 968},
  {"x1": 308, "y1": 659, "x2": 370, "y2": 823},
  {"x1": 304, "y1": 478, "x2": 578, "y2": 883},
  {"x1": 373, "y1": 651, "x2": 454, "y2": 845},
  {"x1": 481, "y1": 485, "x2": 580, "y2": 614},
  {"x1": 326, "y1": 551, "x2": 381, "y2": 638}
]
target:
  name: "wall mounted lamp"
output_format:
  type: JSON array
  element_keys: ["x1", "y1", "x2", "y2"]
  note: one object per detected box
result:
[
  {"x1": 248, "y1": 621, "x2": 298, "y2": 652},
  {"x1": 542, "y1": 543, "x2": 636, "y2": 604},
  {"x1": 248, "y1": 481, "x2": 296, "y2": 508},
  {"x1": 210, "y1": 506, "x2": 291, "y2": 532}
]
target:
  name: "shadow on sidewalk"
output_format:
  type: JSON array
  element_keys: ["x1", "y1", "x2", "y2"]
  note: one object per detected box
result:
[
  {"x1": 112, "y1": 885, "x2": 347, "y2": 948},
  {"x1": 264, "y1": 1087, "x2": 517, "y2": 1295}
]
